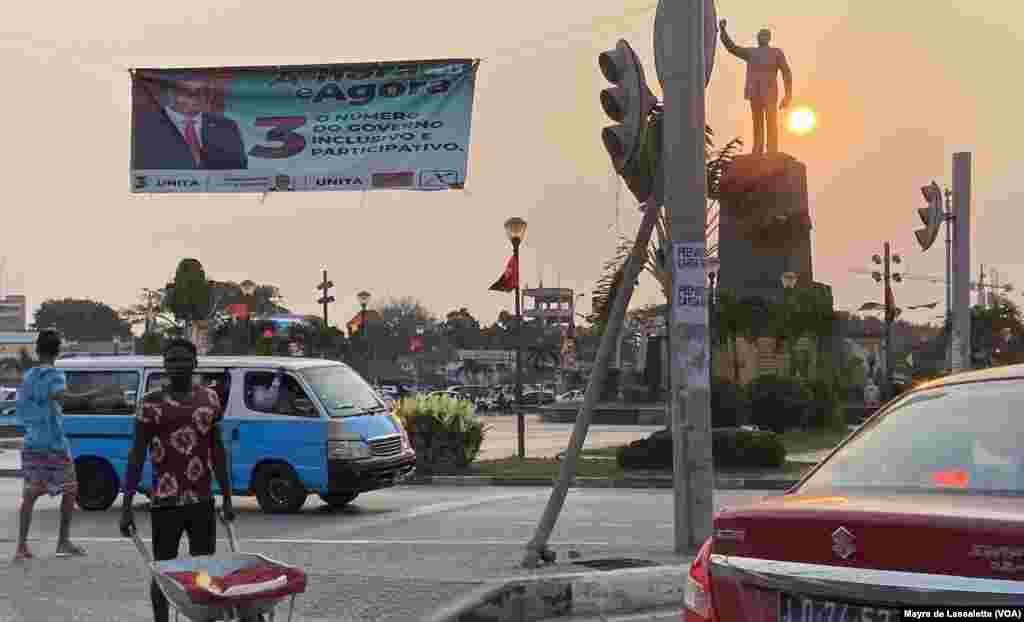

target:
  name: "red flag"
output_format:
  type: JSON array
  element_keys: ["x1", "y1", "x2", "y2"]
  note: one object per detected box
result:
[
  {"x1": 226, "y1": 303, "x2": 250, "y2": 320},
  {"x1": 409, "y1": 335, "x2": 424, "y2": 353},
  {"x1": 489, "y1": 255, "x2": 518, "y2": 292}
]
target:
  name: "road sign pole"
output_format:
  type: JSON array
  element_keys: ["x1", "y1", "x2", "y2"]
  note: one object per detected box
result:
[{"x1": 657, "y1": 0, "x2": 712, "y2": 553}]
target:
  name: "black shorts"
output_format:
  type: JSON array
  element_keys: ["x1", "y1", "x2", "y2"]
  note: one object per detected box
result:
[{"x1": 151, "y1": 498, "x2": 216, "y2": 561}]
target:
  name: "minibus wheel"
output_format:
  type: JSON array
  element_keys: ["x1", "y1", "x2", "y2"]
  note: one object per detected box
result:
[
  {"x1": 75, "y1": 458, "x2": 119, "y2": 511},
  {"x1": 254, "y1": 463, "x2": 308, "y2": 514}
]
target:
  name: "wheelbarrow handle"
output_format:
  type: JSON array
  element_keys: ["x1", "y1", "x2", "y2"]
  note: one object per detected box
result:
[
  {"x1": 128, "y1": 525, "x2": 153, "y2": 564},
  {"x1": 219, "y1": 509, "x2": 239, "y2": 553}
]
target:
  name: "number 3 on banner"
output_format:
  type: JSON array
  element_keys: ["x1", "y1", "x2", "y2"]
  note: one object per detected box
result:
[{"x1": 249, "y1": 116, "x2": 307, "y2": 159}]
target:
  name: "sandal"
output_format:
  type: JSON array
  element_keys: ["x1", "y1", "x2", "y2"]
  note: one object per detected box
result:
[
  {"x1": 13, "y1": 548, "x2": 34, "y2": 562},
  {"x1": 55, "y1": 543, "x2": 87, "y2": 558}
]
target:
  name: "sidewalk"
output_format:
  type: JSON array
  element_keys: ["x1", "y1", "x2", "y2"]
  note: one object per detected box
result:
[{"x1": 0, "y1": 537, "x2": 695, "y2": 622}]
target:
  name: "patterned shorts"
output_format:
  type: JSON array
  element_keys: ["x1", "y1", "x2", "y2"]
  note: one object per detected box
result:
[{"x1": 21, "y1": 451, "x2": 78, "y2": 497}]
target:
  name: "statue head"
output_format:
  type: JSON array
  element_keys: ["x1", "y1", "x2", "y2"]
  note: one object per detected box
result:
[{"x1": 757, "y1": 28, "x2": 772, "y2": 46}]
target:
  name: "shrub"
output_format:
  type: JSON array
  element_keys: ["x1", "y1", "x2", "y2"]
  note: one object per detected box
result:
[
  {"x1": 805, "y1": 377, "x2": 842, "y2": 429},
  {"x1": 616, "y1": 427, "x2": 786, "y2": 470},
  {"x1": 748, "y1": 374, "x2": 811, "y2": 433},
  {"x1": 712, "y1": 379, "x2": 749, "y2": 429},
  {"x1": 396, "y1": 394, "x2": 489, "y2": 474},
  {"x1": 712, "y1": 428, "x2": 787, "y2": 468}
]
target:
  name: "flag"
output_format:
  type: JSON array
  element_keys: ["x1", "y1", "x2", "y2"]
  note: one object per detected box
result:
[
  {"x1": 409, "y1": 335, "x2": 424, "y2": 353},
  {"x1": 347, "y1": 313, "x2": 363, "y2": 335},
  {"x1": 489, "y1": 255, "x2": 518, "y2": 292},
  {"x1": 226, "y1": 303, "x2": 250, "y2": 320}
]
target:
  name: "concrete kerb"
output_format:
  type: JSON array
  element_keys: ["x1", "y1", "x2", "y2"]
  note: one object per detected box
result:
[
  {"x1": 403, "y1": 475, "x2": 799, "y2": 491},
  {"x1": 422, "y1": 563, "x2": 692, "y2": 622}
]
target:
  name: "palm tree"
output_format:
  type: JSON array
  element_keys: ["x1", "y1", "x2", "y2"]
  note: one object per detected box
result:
[{"x1": 591, "y1": 124, "x2": 742, "y2": 313}]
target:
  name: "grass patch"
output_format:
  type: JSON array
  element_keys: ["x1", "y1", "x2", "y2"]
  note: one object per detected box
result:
[
  {"x1": 471, "y1": 457, "x2": 624, "y2": 479},
  {"x1": 777, "y1": 426, "x2": 851, "y2": 455},
  {"x1": 579, "y1": 447, "x2": 620, "y2": 458}
]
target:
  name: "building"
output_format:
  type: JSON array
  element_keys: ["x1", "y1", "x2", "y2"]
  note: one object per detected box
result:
[
  {"x1": 522, "y1": 286, "x2": 577, "y2": 329},
  {"x1": 0, "y1": 332, "x2": 38, "y2": 361},
  {"x1": 0, "y1": 295, "x2": 27, "y2": 332}
]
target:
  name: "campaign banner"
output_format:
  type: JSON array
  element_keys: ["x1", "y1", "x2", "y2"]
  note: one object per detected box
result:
[{"x1": 130, "y1": 59, "x2": 479, "y2": 193}]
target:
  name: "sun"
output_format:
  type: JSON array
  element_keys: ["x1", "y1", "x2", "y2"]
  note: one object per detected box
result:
[{"x1": 787, "y1": 107, "x2": 817, "y2": 135}]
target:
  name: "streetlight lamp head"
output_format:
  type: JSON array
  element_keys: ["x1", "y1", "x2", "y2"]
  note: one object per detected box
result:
[
  {"x1": 781, "y1": 272, "x2": 798, "y2": 289},
  {"x1": 504, "y1": 217, "x2": 528, "y2": 243},
  {"x1": 240, "y1": 280, "x2": 257, "y2": 296},
  {"x1": 892, "y1": 254, "x2": 902, "y2": 264},
  {"x1": 872, "y1": 271, "x2": 882, "y2": 283},
  {"x1": 872, "y1": 254, "x2": 882, "y2": 265}
]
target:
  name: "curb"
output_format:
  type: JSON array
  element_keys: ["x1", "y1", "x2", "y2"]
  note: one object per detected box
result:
[
  {"x1": 403, "y1": 475, "x2": 798, "y2": 491},
  {"x1": 423, "y1": 563, "x2": 690, "y2": 622}
]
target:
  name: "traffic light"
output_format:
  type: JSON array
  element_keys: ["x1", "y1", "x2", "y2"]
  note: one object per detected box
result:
[
  {"x1": 599, "y1": 39, "x2": 658, "y2": 204},
  {"x1": 915, "y1": 181, "x2": 944, "y2": 251}
]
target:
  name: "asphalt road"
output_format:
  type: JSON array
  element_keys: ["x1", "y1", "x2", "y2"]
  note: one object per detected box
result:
[{"x1": 0, "y1": 483, "x2": 770, "y2": 621}]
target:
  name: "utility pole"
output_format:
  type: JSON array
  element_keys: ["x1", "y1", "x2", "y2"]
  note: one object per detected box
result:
[
  {"x1": 657, "y1": 0, "x2": 714, "y2": 552},
  {"x1": 316, "y1": 269, "x2": 335, "y2": 357},
  {"x1": 952, "y1": 152, "x2": 972, "y2": 373},
  {"x1": 871, "y1": 243, "x2": 902, "y2": 398}
]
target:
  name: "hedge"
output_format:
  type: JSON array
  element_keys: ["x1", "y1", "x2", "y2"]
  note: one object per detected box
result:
[{"x1": 616, "y1": 427, "x2": 786, "y2": 470}]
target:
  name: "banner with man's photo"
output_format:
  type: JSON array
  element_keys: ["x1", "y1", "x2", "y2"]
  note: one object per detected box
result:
[{"x1": 130, "y1": 59, "x2": 479, "y2": 193}]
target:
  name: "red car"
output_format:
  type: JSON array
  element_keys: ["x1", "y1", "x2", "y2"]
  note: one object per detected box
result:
[{"x1": 684, "y1": 366, "x2": 1024, "y2": 621}]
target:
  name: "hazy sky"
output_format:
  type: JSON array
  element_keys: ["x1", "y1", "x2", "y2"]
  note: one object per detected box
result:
[{"x1": 2, "y1": 1, "x2": 1021, "y2": 330}]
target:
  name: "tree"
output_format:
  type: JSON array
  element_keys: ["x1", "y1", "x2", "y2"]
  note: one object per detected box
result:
[
  {"x1": 33, "y1": 298, "x2": 134, "y2": 341},
  {"x1": 442, "y1": 308, "x2": 483, "y2": 349},
  {"x1": 592, "y1": 128, "x2": 742, "y2": 309},
  {"x1": 972, "y1": 298, "x2": 1024, "y2": 367},
  {"x1": 167, "y1": 259, "x2": 211, "y2": 331},
  {"x1": 713, "y1": 290, "x2": 753, "y2": 383},
  {"x1": 371, "y1": 297, "x2": 438, "y2": 363}
]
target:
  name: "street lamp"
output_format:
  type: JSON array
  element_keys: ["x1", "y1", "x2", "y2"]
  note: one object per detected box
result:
[
  {"x1": 504, "y1": 216, "x2": 528, "y2": 460},
  {"x1": 357, "y1": 290, "x2": 372, "y2": 381},
  {"x1": 240, "y1": 279, "x2": 257, "y2": 354},
  {"x1": 706, "y1": 258, "x2": 720, "y2": 388}
]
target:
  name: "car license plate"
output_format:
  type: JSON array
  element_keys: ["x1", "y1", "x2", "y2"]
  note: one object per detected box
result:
[{"x1": 780, "y1": 593, "x2": 902, "y2": 622}]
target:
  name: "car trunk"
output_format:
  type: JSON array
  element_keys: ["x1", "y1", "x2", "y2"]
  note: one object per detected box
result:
[{"x1": 707, "y1": 492, "x2": 1024, "y2": 620}]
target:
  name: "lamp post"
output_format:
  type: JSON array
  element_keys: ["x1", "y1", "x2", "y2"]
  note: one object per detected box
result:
[
  {"x1": 357, "y1": 290, "x2": 372, "y2": 381},
  {"x1": 504, "y1": 216, "x2": 528, "y2": 460},
  {"x1": 707, "y1": 258, "x2": 720, "y2": 391},
  {"x1": 781, "y1": 271, "x2": 798, "y2": 377},
  {"x1": 240, "y1": 280, "x2": 257, "y2": 354}
]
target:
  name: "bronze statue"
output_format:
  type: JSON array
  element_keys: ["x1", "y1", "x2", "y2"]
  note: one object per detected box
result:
[{"x1": 719, "y1": 20, "x2": 793, "y2": 156}]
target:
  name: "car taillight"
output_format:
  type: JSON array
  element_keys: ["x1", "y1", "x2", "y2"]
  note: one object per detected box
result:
[{"x1": 683, "y1": 537, "x2": 715, "y2": 622}]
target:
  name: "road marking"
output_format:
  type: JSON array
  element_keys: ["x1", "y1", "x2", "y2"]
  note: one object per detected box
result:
[{"x1": 34, "y1": 536, "x2": 632, "y2": 547}]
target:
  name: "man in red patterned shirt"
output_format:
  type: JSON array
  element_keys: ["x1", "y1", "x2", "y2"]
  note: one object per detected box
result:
[{"x1": 120, "y1": 338, "x2": 234, "y2": 622}]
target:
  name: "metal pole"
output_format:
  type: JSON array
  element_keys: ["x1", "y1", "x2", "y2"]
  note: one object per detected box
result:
[
  {"x1": 944, "y1": 188, "x2": 953, "y2": 372},
  {"x1": 322, "y1": 269, "x2": 329, "y2": 328},
  {"x1": 660, "y1": 0, "x2": 711, "y2": 552},
  {"x1": 513, "y1": 239, "x2": 525, "y2": 460},
  {"x1": 883, "y1": 242, "x2": 893, "y2": 399},
  {"x1": 952, "y1": 152, "x2": 972, "y2": 372}
]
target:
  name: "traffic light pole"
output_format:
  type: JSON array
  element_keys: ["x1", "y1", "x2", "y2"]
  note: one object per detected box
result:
[
  {"x1": 883, "y1": 242, "x2": 894, "y2": 399},
  {"x1": 659, "y1": 0, "x2": 713, "y2": 552}
]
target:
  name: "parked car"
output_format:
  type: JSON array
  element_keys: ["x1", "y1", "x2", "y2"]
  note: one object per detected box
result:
[
  {"x1": 519, "y1": 390, "x2": 556, "y2": 406},
  {"x1": 556, "y1": 389, "x2": 584, "y2": 402},
  {"x1": 683, "y1": 365, "x2": 1024, "y2": 621}
]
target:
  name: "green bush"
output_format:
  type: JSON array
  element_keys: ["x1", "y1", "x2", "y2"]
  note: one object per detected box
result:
[
  {"x1": 712, "y1": 428, "x2": 787, "y2": 468},
  {"x1": 396, "y1": 394, "x2": 490, "y2": 474},
  {"x1": 748, "y1": 374, "x2": 811, "y2": 433},
  {"x1": 712, "y1": 379, "x2": 749, "y2": 428},
  {"x1": 805, "y1": 377, "x2": 842, "y2": 429},
  {"x1": 616, "y1": 427, "x2": 786, "y2": 470}
]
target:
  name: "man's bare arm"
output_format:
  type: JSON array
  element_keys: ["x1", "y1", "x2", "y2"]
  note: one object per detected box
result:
[
  {"x1": 122, "y1": 419, "x2": 151, "y2": 507},
  {"x1": 211, "y1": 424, "x2": 232, "y2": 502},
  {"x1": 779, "y1": 50, "x2": 793, "y2": 106}
]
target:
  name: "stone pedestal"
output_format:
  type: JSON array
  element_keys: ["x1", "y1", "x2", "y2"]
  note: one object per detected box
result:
[{"x1": 717, "y1": 152, "x2": 813, "y2": 303}]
